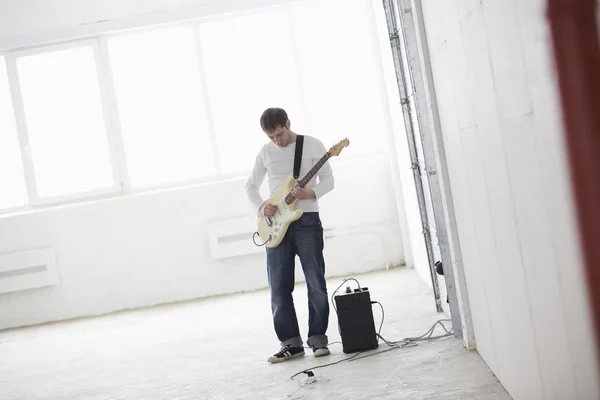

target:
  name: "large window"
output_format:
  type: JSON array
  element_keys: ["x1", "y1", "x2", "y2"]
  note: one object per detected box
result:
[
  {"x1": 0, "y1": 0, "x2": 393, "y2": 213},
  {"x1": 107, "y1": 26, "x2": 216, "y2": 188},
  {"x1": 198, "y1": 10, "x2": 306, "y2": 174},
  {"x1": 15, "y1": 43, "x2": 115, "y2": 199},
  {"x1": 0, "y1": 57, "x2": 28, "y2": 209},
  {"x1": 290, "y1": 0, "x2": 389, "y2": 155}
]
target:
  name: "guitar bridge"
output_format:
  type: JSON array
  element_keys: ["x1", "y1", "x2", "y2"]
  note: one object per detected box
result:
[{"x1": 266, "y1": 217, "x2": 273, "y2": 227}]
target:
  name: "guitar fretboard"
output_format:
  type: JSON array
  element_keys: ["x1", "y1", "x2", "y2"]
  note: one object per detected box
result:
[{"x1": 284, "y1": 153, "x2": 331, "y2": 205}]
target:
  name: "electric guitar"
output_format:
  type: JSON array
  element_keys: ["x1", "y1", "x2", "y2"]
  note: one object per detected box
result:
[{"x1": 256, "y1": 138, "x2": 350, "y2": 248}]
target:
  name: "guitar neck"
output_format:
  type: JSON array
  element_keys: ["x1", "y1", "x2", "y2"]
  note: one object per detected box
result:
[
  {"x1": 285, "y1": 153, "x2": 331, "y2": 204},
  {"x1": 298, "y1": 153, "x2": 331, "y2": 188}
]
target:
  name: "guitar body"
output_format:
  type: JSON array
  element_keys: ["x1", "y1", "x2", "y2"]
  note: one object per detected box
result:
[
  {"x1": 256, "y1": 176, "x2": 304, "y2": 248},
  {"x1": 253, "y1": 137, "x2": 349, "y2": 249}
]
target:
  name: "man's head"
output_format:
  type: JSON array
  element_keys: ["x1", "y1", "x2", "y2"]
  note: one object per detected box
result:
[{"x1": 260, "y1": 107, "x2": 295, "y2": 147}]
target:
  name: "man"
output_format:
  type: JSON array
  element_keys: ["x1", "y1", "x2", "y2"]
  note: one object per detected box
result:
[{"x1": 245, "y1": 107, "x2": 334, "y2": 363}]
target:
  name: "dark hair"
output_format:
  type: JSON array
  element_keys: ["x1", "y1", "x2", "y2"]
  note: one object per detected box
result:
[{"x1": 260, "y1": 107, "x2": 288, "y2": 132}]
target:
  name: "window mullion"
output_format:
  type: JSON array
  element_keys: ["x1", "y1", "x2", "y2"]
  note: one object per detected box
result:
[
  {"x1": 193, "y1": 24, "x2": 222, "y2": 176},
  {"x1": 5, "y1": 54, "x2": 40, "y2": 205},
  {"x1": 96, "y1": 37, "x2": 131, "y2": 193}
]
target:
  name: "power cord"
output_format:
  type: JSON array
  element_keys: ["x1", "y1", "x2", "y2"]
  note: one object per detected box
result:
[
  {"x1": 290, "y1": 350, "x2": 365, "y2": 380},
  {"x1": 386, "y1": 319, "x2": 453, "y2": 343},
  {"x1": 330, "y1": 278, "x2": 362, "y2": 314},
  {"x1": 290, "y1": 297, "x2": 454, "y2": 381},
  {"x1": 372, "y1": 301, "x2": 384, "y2": 343},
  {"x1": 303, "y1": 341, "x2": 341, "y2": 350}
]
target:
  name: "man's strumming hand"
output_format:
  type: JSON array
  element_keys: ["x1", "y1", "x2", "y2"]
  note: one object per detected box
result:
[{"x1": 260, "y1": 203, "x2": 278, "y2": 217}]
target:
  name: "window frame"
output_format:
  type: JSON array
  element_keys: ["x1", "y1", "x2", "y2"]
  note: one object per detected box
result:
[
  {"x1": 4, "y1": 38, "x2": 123, "y2": 206},
  {"x1": 194, "y1": 7, "x2": 309, "y2": 176},
  {"x1": 0, "y1": 55, "x2": 29, "y2": 210},
  {"x1": 0, "y1": 0, "x2": 390, "y2": 217},
  {"x1": 100, "y1": 23, "x2": 222, "y2": 191}
]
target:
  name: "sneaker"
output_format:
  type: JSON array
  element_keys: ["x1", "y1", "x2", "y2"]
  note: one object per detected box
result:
[
  {"x1": 267, "y1": 345, "x2": 305, "y2": 363},
  {"x1": 312, "y1": 344, "x2": 330, "y2": 357}
]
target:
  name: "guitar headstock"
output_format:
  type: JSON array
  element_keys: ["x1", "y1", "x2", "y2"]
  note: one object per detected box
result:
[{"x1": 327, "y1": 138, "x2": 350, "y2": 157}]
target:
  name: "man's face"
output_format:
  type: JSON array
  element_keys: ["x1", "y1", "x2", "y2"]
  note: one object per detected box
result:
[{"x1": 266, "y1": 121, "x2": 292, "y2": 147}]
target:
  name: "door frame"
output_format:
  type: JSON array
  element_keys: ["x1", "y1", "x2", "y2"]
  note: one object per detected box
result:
[{"x1": 380, "y1": 0, "x2": 475, "y2": 348}]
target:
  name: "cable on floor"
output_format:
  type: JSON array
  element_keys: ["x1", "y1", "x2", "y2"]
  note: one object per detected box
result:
[{"x1": 290, "y1": 316, "x2": 454, "y2": 381}]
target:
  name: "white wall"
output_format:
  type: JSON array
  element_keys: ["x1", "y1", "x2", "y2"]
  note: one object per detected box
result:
[
  {"x1": 0, "y1": 0, "x2": 410, "y2": 330},
  {"x1": 0, "y1": 155, "x2": 404, "y2": 330},
  {"x1": 419, "y1": 0, "x2": 600, "y2": 399}
]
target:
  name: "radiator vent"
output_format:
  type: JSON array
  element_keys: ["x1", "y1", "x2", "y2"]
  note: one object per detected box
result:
[
  {"x1": 0, "y1": 248, "x2": 59, "y2": 294},
  {"x1": 207, "y1": 216, "x2": 264, "y2": 259}
]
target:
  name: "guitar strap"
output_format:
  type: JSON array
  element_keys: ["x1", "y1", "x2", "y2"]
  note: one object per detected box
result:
[{"x1": 293, "y1": 135, "x2": 304, "y2": 180}]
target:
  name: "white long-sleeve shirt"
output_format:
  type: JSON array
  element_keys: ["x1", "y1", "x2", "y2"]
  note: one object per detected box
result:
[{"x1": 245, "y1": 135, "x2": 334, "y2": 214}]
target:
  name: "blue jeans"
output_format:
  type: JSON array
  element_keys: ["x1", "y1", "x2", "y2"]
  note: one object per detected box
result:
[{"x1": 266, "y1": 212, "x2": 329, "y2": 348}]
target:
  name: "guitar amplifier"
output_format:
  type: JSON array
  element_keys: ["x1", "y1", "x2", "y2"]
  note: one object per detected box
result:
[{"x1": 334, "y1": 287, "x2": 379, "y2": 353}]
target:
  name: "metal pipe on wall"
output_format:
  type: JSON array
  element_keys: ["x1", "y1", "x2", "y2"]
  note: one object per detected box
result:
[
  {"x1": 547, "y1": 0, "x2": 600, "y2": 374},
  {"x1": 395, "y1": 0, "x2": 465, "y2": 339},
  {"x1": 381, "y1": 0, "x2": 443, "y2": 313}
]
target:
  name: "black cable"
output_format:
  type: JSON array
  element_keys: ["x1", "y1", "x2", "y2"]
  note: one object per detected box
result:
[
  {"x1": 290, "y1": 304, "x2": 453, "y2": 381},
  {"x1": 290, "y1": 351, "x2": 365, "y2": 380},
  {"x1": 373, "y1": 301, "x2": 384, "y2": 343},
  {"x1": 290, "y1": 338, "x2": 418, "y2": 381},
  {"x1": 252, "y1": 231, "x2": 270, "y2": 246},
  {"x1": 348, "y1": 340, "x2": 417, "y2": 361},
  {"x1": 303, "y1": 341, "x2": 341, "y2": 350},
  {"x1": 289, "y1": 278, "x2": 455, "y2": 381}
]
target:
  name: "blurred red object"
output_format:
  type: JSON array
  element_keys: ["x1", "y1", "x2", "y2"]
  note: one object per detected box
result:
[{"x1": 547, "y1": 0, "x2": 600, "y2": 372}]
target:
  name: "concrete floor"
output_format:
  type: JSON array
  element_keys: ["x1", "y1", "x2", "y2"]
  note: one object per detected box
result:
[{"x1": 0, "y1": 267, "x2": 511, "y2": 400}]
